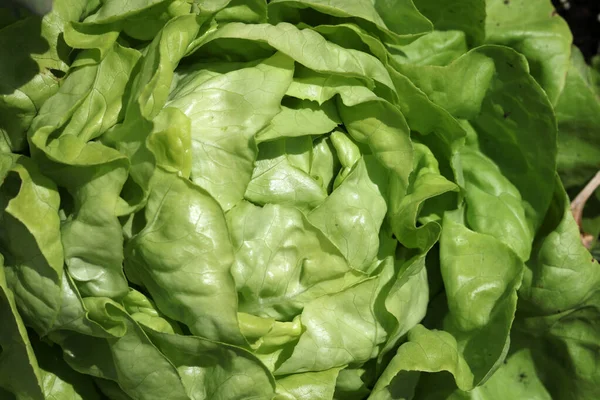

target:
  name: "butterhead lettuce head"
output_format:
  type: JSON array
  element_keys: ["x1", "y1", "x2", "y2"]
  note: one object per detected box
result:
[{"x1": 1, "y1": 1, "x2": 599, "y2": 399}]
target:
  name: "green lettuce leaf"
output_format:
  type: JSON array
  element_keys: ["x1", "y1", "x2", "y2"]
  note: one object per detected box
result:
[
  {"x1": 227, "y1": 200, "x2": 362, "y2": 321},
  {"x1": 0, "y1": 154, "x2": 64, "y2": 333},
  {"x1": 245, "y1": 137, "x2": 328, "y2": 209},
  {"x1": 268, "y1": 0, "x2": 432, "y2": 45},
  {"x1": 484, "y1": 0, "x2": 572, "y2": 105},
  {"x1": 126, "y1": 168, "x2": 245, "y2": 344},
  {"x1": 1, "y1": 1, "x2": 596, "y2": 399},
  {"x1": 167, "y1": 52, "x2": 295, "y2": 210},
  {"x1": 0, "y1": 256, "x2": 44, "y2": 400},
  {"x1": 0, "y1": 0, "x2": 87, "y2": 151},
  {"x1": 275, "y1": 368, "x2": 341, "y2": 400},
  {"x1": 413, "y1": 0, "x2": 485, "y2": 46},
  {"x1": 53, "y1": 297, "x2": 191, "y2": 400},
  {"x1": 143, "y1": 327, "x2": 276, "y2": 400},
  {"x1": 555, "y1": 47, "x2": 600, "y2": 189},
  {"x1": 308, "y1": 156, "x2": 388, "y2": 272}
]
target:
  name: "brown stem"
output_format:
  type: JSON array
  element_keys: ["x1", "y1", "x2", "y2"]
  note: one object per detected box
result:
[{"x1": 571, "y1": 170, "x2": 600, "y2": 248}]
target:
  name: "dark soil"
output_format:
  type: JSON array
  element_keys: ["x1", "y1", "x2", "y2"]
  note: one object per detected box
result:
[{"x1": 552, "y1": 0, "x2": 600, "y2": 60}]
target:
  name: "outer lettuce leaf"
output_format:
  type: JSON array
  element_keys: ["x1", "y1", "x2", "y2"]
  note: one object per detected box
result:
[
  {"x1": 0, "y1": 257, "x2": 44, "y2": 400},
  {"x1": 97, "y1": 286, "x2": 275, "y2": 399},
  {"x1": 27, "y1": 42, "x2": 141, "y2": 300},
  {"x1": 394, "y1": 50, "x2": 494, "y2": 120},
  {"x1": 0, "y1": 154, "x2": 64, "y2": 333},
  {"x1": 391, "y1": 30, "x2": 468, "y2": 66},
  {"x1": 470, "y1": 46, "x2": 557, "y2": 232},
  {"x1": 386, "y1": 68, "x2": 465, "y2": 181},
  {"x1": 193, "y1": 22, "x2": 396, "y2": 91},
  {"x1": 484, "y1": 0, "x2": 572, "y2": 105},
  {"x1": 371, "y1": 209, "x2": 524, "y2": 397},
  {"x1": 125, "y1": 14, "x2": 202, "y2": 121},
  {"x1": 0, "y1": 172, "x2": 113, "y2": 342},
  {"x1": 413, "y1": 0, "x2": 485, "y2": 46},
  {"x1": 1, "y1": 222, "x2": 107, "y2": 400},
  {"x1": 384, "y1": 179, "x2": 600, "y2": 400},
  {"x1": 27, "y1": 41, "x2": 139, "y2": 139},
  {"x1": 439, "y1": 212, "x2": 524, "y2": 385},
  {"x1": 103, "y1": 14, "x2": 200, "y2": 210},
  {"x1": 0, "y1": 0, "x2": 87, "y2": 151},
  {"x1": 32, "y1": 335, "x2": 101, "y2": 400},
  {"x1": 391, "y1": 44, "x2": 558, "y2": 230},
  {"x1": 306, "y1": 22, "x2": 390, "y2": 63},
  {"x1": 52, "y1": 298, "x2": 191, "y2": 400},
  {"x1": 554, "y1": 47, "x2": 600, "y2": 189},
  {"x1": 394, "y1": 44, "x2": 558, "y2": 233},
  {"x1": 268, "y1": 0, "x2": 433, "y2": 45},
  {"x1": 520, "y1": 181, "x2": 600, "y2": 320},
  {"x1": 57, "y1": 156, "x2": 130, "y2": 299},
  {"x1": 380, "y1": 90, "x2": 540, "y2": 386},
  {"x1": 434, "y1": 346, "x2": 552, "y2": 400},
  {"x1": 57, "y1": 44, "x2": 141, "y2": 142},
  {"x1": 447, "y1": 180, "x2": 600, "y2": 400},
  {"x1": 461, "y1": 148, "x2": 533, "y2": 261},
  {"x1": 370, "y1": 324, "x2": 472, "y2": 399},
  {"x1": 143, "y1": 327, "x2": 276, "y2": 400},
  {"x1": 512, "y1": 181, "x2": 600, "y2": 399},
  {"x1": 83, "y1": 0, "x2": 173, "y2": 24}
]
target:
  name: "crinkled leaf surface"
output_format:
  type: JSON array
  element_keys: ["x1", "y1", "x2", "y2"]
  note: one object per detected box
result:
[{"x1": 0, "y1": 1, "x2": 596, "y2": 399}]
